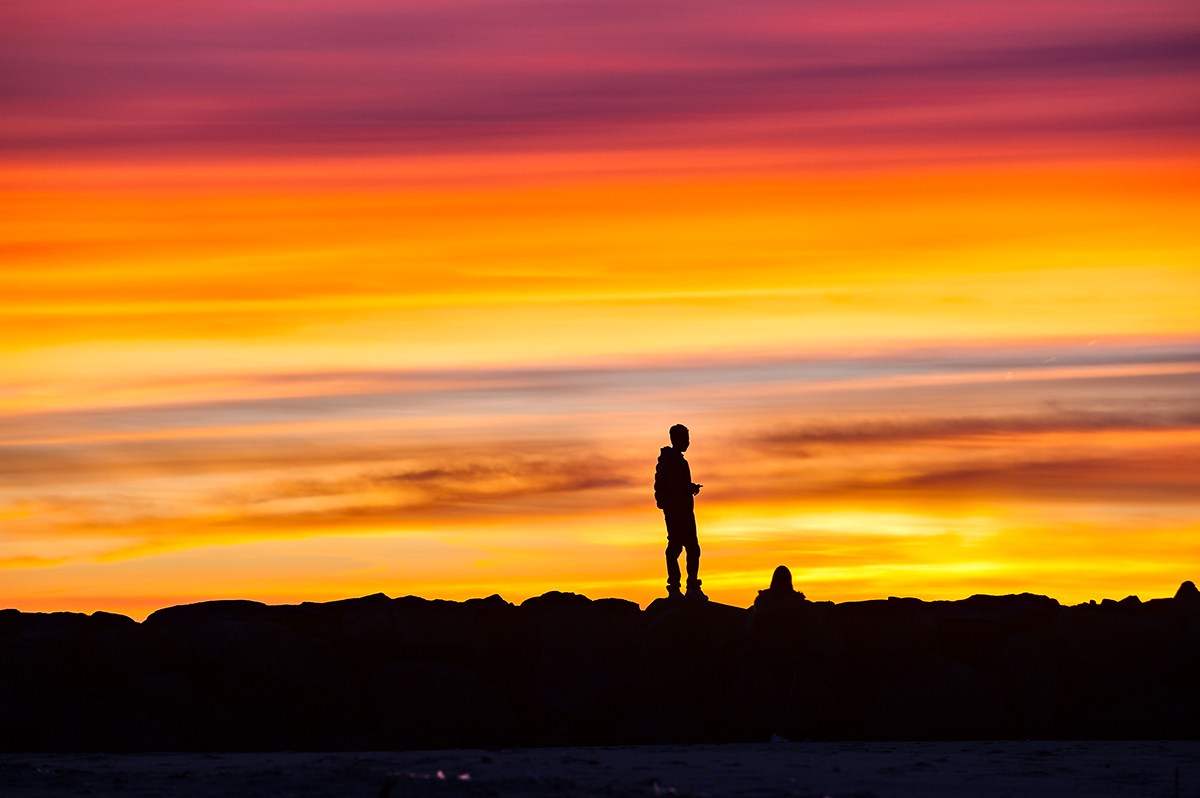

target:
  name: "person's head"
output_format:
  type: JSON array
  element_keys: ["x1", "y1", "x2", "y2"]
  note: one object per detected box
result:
[
  {"x1": 769, "y1": 565, "x2": 794, "y2": 592},
  {"x1": 669, "y1": 424, "x2": 689, "y2": 451}
]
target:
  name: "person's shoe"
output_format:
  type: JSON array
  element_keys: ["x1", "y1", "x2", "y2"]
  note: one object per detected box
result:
[
  {"x1": 667, "y1": 585, "x2": 684, "y2": 599},
  {"x1": 686, "y1": 585, "x2": 708, "y2": 601}
]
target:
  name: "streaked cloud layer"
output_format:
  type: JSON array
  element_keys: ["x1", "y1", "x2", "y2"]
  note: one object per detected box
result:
[{"x1": 2, "y1": 0, "x2": 1197, "y2": 616}]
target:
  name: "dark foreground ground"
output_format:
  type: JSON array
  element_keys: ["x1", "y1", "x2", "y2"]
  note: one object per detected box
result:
[{"x1": 2, "y1": 741, "x2": 1198, "y2": 798}]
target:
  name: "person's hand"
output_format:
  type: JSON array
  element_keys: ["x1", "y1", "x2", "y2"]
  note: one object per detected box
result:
[{"x1": 692, "y1": 483, "x2": 702, "y2": 495}]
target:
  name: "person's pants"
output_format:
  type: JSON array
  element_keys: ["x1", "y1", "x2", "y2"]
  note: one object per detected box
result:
[{"x1": 664, "y1": 509, "x2": 701, "y2": 588}]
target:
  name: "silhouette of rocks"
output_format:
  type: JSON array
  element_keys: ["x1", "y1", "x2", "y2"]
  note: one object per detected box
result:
[
  {"x1": 865, "y1": 652, "x2": 1004, "y2": 740},
  {"x1": 372, "y1": 660, "x2": 510, "y2": 750},
  {"x1": 1, "y1": 583, "x2": 1198, "y2": 751}
]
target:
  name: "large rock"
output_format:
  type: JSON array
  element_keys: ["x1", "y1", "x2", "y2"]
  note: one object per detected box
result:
[
  {"x1": 372, "y1": 659, "x2": 512, "y2": 749},
  {"x1": 197, "y1": 619, "x2": 362, "y2": 748},
  {"x1": 84, "y1": 623, "x2": 187, "y2": 681},
  {"x1": 121, "y1": 672, "x2": 234, "y2": 749},
  {"x1": 17, "y1": 610, "x2": 134, "y2": 656},
  {"x1": 736, "y1": 593, "x2": 809, "y2": 741},
  {"x1": 144, "y1": 600, "x2": 268, "y2": 634},
  {"x1": 146, "y1": 600, "x2": 365, "y2": 748},
  {"x1": 819, "y1": 597, "x2": 939, "y2": 735},
  {"x1": 342, "y1": 594, "x2": 522, "y2": 676},
  {"x1": 0, "y1": 636, "x2": 70, "y2": 749},
  {"x1": 865, "y1": 652, "x2": 1005, "y2": 740},
  {"x1": 1076, "y1": 685, "x2": 1195, "y2": 739},
  {"x1": 787, "y1": 660, "x2": 838, "y2": 741},
  {"x1": 1053, "y1": 603, "x2": 1176, "y2": 690},
  {"x1": 999, "y1": 630, "x2": 1057, "y2": 739},
  {"x1": 521, "y1": 592, "x2": 640, "y2": 722},
  {"x1": 640, "y1": 599, "x2": 747, "y2": 742},
  {"x1": 929, "y1": 593, "x2": 1059, "y2": 668},
  {"x1": 51, "y1": 695, "x2": 181, "y2": 752}
]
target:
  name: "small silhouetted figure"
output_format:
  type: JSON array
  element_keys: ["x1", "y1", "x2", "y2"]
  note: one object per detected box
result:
[
  {"x1": 750, "y1": 567, "x2": 806, "y2": 624},
  {"x1": 746, "y1": 565, "x2": 808, "y2": 741},
  {"x1": 655, "y1": 424, "x2": 706, "y2": 600},
  {"x1": 757, "y1": 565, "x2": 805, "y2": 604}
]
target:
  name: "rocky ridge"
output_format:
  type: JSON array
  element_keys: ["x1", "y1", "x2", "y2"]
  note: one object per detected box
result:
[{"x1": 1, "y1": 582, "x2": 1198, "y2": 751}]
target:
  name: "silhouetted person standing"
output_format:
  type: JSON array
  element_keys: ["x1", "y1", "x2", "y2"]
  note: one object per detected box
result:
[{"x1": 655, "y1": 424, "x2": 706, "y2": 600}]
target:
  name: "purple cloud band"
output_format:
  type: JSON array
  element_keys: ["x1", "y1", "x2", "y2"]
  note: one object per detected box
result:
[{"x1": 2, "y1": 0, "x2": 1196, "y2": 156}]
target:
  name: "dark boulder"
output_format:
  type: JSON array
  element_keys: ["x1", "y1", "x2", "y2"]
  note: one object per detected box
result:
[
  {"x1": 865, "y1": 652, "x2": 1005, "y2": 740},
  {"x1": 818, "y1": 597, "x2": 939, "y2": 735},
  {"x1": 737, "y1": 591, "x2": 809, "y2": 741},
  {"x1": 51, "y1": 694, "x2": 182, "y2": 752},
  {"x1": 1077, "y1": 685, "x2": 1195, "y2": 739},
  {"x1": 121, "y1": 672, "x2": 233, "y2": 749},
  {"x1": 640, "y1": 599, "x2": 747, "y2": 742},
  {"x1": 520, "y1": 592, "x2": 640, "y2": 727},
  {"x1": 84, "y1": 623, "x2": 187, "y2": 682},
  {"x1": 1053, "y1": 604, "x2": 1176, "y2": 690},
  {"x1": 999, "y1": 630, "x2": 1057, "y2": 739},
  {"x1": 0, "y1": 636, "x2": 70, "y2": 749},
  {"x1": 18, "y1": 610, "x2": 134, "y2": 657},
  {"x1": 929, "y1": 593, "x2": 1059, "y2": 669},
  {"x1": 144, "y1": 600, "x2": 269, "y2": 634},
  {"x1": 342, "y1": 594, "x2": 519, "y2": 673},
  {"x1": 0, "y1": 608, "x2": 24, "y2": 638},
  {"x1": 195, "y1": 618, "x2": 362, "y2": 748},
  {"x1": 372, "y1": 660, "x2": 512, "y2": 749}
]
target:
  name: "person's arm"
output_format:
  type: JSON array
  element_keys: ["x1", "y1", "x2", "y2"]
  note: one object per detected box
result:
[{"x1": 683, "y1": 457, "x2": 701, "y2": 495}]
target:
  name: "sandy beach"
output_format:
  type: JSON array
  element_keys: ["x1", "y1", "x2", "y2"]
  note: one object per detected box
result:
[{"x1": 2, "y1": 740, "x2": 1196, "y2": 798}]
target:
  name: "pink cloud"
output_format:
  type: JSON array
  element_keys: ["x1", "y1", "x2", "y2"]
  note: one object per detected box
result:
[{"x1": 2, "y1": 0, "x2": 1196, "y2": 159}]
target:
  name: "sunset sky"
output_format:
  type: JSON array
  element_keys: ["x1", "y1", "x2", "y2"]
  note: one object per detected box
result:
[{"x1": 2, "y1": 0, "x2": 1198, "y2": 618}]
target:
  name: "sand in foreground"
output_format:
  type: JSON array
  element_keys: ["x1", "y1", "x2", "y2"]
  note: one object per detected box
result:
[{"x1": 1, "y1": 740, "x2": 1196, "y2": 798}]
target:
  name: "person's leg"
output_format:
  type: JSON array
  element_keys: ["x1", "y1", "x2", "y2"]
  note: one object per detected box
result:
[
  {"x1": 664, "y1": 509, "x2": 687, "y2": 589},
  {"x1": 665, "y1": 539, "x2": 683, "y2": 589},
  {"x1": 684, "y1": 537, "x2": 701, "y2": 588},
  {"x1": 673, "y1": 509, "x2": 700, "y2": 588}
]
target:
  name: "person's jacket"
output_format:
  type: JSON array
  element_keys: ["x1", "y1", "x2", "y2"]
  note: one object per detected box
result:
[{"x1": 654, "y1": 446, "x2": 693, "y2": 510}]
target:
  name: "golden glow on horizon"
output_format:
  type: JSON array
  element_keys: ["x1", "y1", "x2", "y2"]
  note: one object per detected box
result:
[{"x1": 3, "y1": 508, "x2": 1196, "y2": 621}]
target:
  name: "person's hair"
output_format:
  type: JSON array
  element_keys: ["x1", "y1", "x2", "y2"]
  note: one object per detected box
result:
[
  {"x1": 669, "y1": 424, "x2": 689, "y2": 445},
  {"x1": 769, "y1": 565, "x2": 794, "y2": 592}
]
